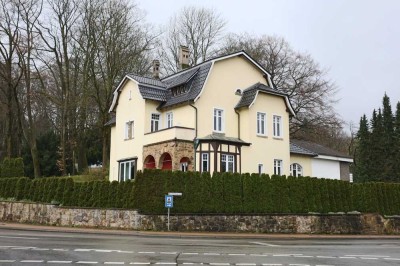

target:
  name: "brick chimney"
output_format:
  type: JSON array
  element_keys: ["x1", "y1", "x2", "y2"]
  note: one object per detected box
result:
[
  {"x1": 178, "y1": 45, "x2": 190, "y2": 70},
  {"x1": 152, "y1": 59, "x2": 160, "y2": 79}
]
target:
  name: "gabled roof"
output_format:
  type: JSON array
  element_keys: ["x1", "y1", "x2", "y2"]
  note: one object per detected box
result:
[
  {"x1": 235, "y1": 82, "x2": 295, "y2": 116},
  {"x1": 197, "y1": 133, "x2": 251, "y2": 146},
  {"x1": 290, "y1": 142, "x2": 317, "y2": 156},
  {"x1": 109, "y1": 51, "x2": 274, "y2": 112},
  {"x1": 291, "y1": 139, "x2": 353, "y2": 160}
]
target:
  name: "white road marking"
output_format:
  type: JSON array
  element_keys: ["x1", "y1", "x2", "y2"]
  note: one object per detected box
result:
[
  {"x1": 204, "y1": 253, "x2": 221, "y2": 256},
  {"x1": 95, "y1": 250, "x2": 113, "y2": 253},
  {"x1": 316, "y1": 256, "x2": 336, "y2": 259},
  {"x1": 250, "y1": 254, "x2": 268, "y2": 257},
  {"x1": 345, "y1": 254, "x2": 389, "y2": 257},
  {"x1": 293, "y1": 255, "x2": 313, "y2": 258},
  {"x1": 236, "y1": 263, "x2": 256, "y2": 265},
  {"x1": 182, "y1": 263, "x2": 194, "y2": 265},
  {"x1": 0, "y1": 260, "x2": 16, "y2": 263},
  {"x1": 262, "y1": 264, "x2": 282, "y2": 266},
  {"x1": 33, "y1": 248, "x2": 50, "y2": 251},
  {"x1": 21, "y1": 260, "x2": 45, "y2": 263},
  {"x1": 316, "y1": 265, "x2": 335, "y2": 266},
  {"x1": 250, "y1": 241, "x2": 280, "y2": 247},
  {"x1": 360, "y1": 257, "x2": 378, "y2": 260},
  {"x1": 75, "y1": 249, "x2": 92, "y2": 252},
  {"x1": 0, "y1": 235, "x2": 39, "y2": 240},
  {"x1": 76, "y1": 262, "x2": 98, "y2": 264},
  {"x1": 104, "y1": 262, "x2": 125, "y2": 265},
  {"x1": 53, "y1": 249, "x2": 70, "y2": 251},
  {"x1": 47, "y1": 261, "x2": 72, "y2": 264},
  {"x1": 155, "y1": 263, "x2": 176, "y2": 265},
  {"x1": 117, "y1": 251, "x2": 134, "y2": 254},
  {"x1": 182, "y1": 253, "x2": 198, "y2": 255},
  {"x1": 138, "y1": 252, "x2": 155, "y2": 254},
  {"x1": 11, "y1": 247, "x2": 36, "y2": 250},
  {"x1": 160, "y1": 252, "x2": 177, "y2": 254},
  {"x1": 339, "y1": 257, "x2": 357, "y2": 259},
  {"x1": 228, "y1": 254, "x2": 245, "y2": 256},
  {"x1": 289, "y1": 264, "x2": 310, "y2": 266},
  {"x1": 209, "y1": 263, "x2": 229, "y2": 266},
  {"x1": 129, "y1": 263, "x2": 150, "y2": 265},
  {"x1": 384, "y1": 258, "x2": 400, "y2": 261}
]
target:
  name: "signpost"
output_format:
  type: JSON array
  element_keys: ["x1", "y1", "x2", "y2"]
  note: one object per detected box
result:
[{"x1": 165, "y1": 192, "x2": 182, "y2": 231}]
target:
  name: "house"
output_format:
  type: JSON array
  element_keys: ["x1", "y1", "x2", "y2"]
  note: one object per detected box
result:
[
  {"x1": 107, "y1": 47, "x2": 352, "y2": 181},
  {"x1": 290, "y1": 139, "x2": 353, "y2": 181}
]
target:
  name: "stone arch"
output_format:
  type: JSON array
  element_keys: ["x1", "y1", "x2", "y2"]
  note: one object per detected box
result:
[
  {"x1": 159, "y1": 152, "x2": 172, "y2": 170},
  {"x1": 143, "y1": 155, "x2": 156, "y2": 169}
]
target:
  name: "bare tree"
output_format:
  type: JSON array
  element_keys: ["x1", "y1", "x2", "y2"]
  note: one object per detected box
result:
[
  {"x1": 159, "y1": 6, "x2": 226, "y2": 74},
  {"x1": 220, "y1": 33, "x2": 344, "y2": 148}
]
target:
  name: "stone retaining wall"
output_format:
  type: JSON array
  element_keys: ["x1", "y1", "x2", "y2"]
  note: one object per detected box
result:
[{"x1": 1, "y1": 201, "x2": 400, "y2": 234}]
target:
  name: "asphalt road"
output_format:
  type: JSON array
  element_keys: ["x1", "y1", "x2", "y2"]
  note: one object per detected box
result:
[{"x1": 0, "y1": 228, "x2": 400, "y2": 266}]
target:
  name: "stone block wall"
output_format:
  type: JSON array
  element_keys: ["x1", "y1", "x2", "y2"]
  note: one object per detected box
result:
[{"x1": 1, "y1": 201, "x2": 400, "y2": 234}]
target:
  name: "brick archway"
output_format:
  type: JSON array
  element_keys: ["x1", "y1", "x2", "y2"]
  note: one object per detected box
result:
[
  {"x1": 160, "y1": 152, "x2": 172, "y2": 170},
  {"x1": 144, "y1": 155, "x2": 156, "y2": 169}
]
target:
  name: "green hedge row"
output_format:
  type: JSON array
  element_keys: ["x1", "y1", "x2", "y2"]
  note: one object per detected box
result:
[
  {"x1": 133, "y1": 170, "x2": 400, "y2": 215},
  {"x1": 1, "y1": 170, "x2": 400, "y2": 215},
  {"x1": 0, "y1": 158, "x2": 24, "y2": 178},
  {"x1": 0, "y1": 177, "x2": 134, "y2": 209}
]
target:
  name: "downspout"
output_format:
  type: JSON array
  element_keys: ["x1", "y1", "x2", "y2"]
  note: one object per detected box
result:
[
  {"x1": 235, "y1": 109, "x2": 241, "y2": 174},
  {"x1": 190, "y1": 103, "x2": 198, "y2": 171}
]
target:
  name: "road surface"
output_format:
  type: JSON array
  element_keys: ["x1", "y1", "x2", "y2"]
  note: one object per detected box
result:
[{"x1": 0, "y1": 227, "x2": 399, "y2": 265}]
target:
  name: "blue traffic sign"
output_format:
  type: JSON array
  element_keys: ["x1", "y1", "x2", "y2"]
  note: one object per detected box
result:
[{"x1": 165, "y1": 195, "x2": 173, "y2": 208}]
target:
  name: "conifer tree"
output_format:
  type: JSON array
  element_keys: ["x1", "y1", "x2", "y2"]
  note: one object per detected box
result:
[
  {"x1": 394, "y1": 102, "x2": 400, "y2": 181},
  {"x1": 382, "y1": 94, "x2": 395, "y2": 181},
  {"x1": 369, "y1": 109, "x2": 385, "y2": 181},
  {"x1": 354, "y1": 115, "x2": 370, "y2": 182}
]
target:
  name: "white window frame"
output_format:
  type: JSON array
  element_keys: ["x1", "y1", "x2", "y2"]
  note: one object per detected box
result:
[
  {"x1": 221, "y1": 154, "x2": 235, "y2": 173},
  {"x1": 151, "y1": 113, "x2": 160, "y2": 132},
  {"x1": 290, "y1": 163, "x2": 303, "y2": 177},
  {"x1": 258, "y1": 163, "x2": 264, "y2": 175},
  {"x1": 166, "y1": 112, "x2": 173, "y2": 128},
  {"x1": 274, "y1": 159, "x2": 283, "y2": 176},
  {"x1": 124, "y1": 121, "x2": 134, "y2": 140},
  {"x1": 273, "y1": 115, "x2": 283, "y2": 138},
  {"x1": 201, "y1": 153, "x2": 209, "y2": 172},
  {"x1": 119, "y1": 160, "x2": 135, "y2": 181},
  {"x1": 180, "y1": 162, "x2": 188, "y2": 172},
  {"x1": 256, "y1": 112, "x2": 267, "y2": 136},
  {"x1": 213, "y1": 108, "x2": 224, "y2": 133}
]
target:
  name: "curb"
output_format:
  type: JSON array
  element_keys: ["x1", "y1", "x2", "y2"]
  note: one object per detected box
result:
[{"x1": 1, "y1": 222, "x2": 400, "y2": 240}]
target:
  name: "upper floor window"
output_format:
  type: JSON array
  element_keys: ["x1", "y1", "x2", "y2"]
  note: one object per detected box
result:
[
  {"x1": 257, "y1": 112, "x2": 266, "y2": 135},
  {"x1": 213, "y1": 108, "x2": 224, "y2": 132},
  {"x1": 201, "y1": 153, "x2": 209, "y2": 172},
  {"x1": 172, "y1": 85, "x2": 187, "y2": 96},
  {"x1": 221, "y1": 154, "x2": 235, "y2": 173},
  {"x1": 273, "y1": 115, "x2": 283, "y2": 138},
  {"x1": 166, "y1": 112, "x2": 173, "y2": 128},
  {"x1": 151, "y1": 113, "x2": 160, "y2": 132},
  {"x1": 290, "y1": 163, "x2": 303, "y2": 177},
  {"x1": 125, "y1": 121, "x2": 134, "y2": 140},
  {"x1": 274, "y1": 159, "x2": 283, "y2": 176}
]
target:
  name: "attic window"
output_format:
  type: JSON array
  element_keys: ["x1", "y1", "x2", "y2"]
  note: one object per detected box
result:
[{"x1": 172, "y1": 85, "x2": 187, "y2": 96}]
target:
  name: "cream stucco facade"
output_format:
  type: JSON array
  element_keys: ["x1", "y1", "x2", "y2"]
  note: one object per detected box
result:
[{"x1": 108, "y1": 51, "x2": 352, "y2": 181}]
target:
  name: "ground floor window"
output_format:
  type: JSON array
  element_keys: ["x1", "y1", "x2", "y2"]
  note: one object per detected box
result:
[
  {"x1": 221, "y1": 154, "x2": 235, "y2": 173},
  {"x1": 258, "y1": 163, "x2": 264, "y2": 175},
  {"x1": 290, "y1": 163, "x2": 303, "y2": 177},
  {"x1": 201, "y1": 153, "x2": 209, "y2": 172},
  {"x1": 119, "y1": 159, "x2": 136, "y2": 181},
  {"x1": 274, "y1": 159, "x2": 282, "y2": 176},
  {"x1": 180, "y1": 157, "x2": 189, "y2": 172}
]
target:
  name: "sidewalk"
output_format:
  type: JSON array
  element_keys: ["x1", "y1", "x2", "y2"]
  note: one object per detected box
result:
[{"x1": 1, "y1": 222, "x2": 400, "y2": 239}]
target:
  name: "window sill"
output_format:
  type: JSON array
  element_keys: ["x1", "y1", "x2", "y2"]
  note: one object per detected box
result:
[
  {"x1": 213, "y1": 130, "x2": 225, "y2": 134},
  {"x1": 124, "y1": 138, "x2": 134, "y2": 141},
  {"x1": 256, "y1": 134, "x2": 268, "y2": 138},
  {"x1": 273, "y1": 136, "x2": 283, "y2": 140}
]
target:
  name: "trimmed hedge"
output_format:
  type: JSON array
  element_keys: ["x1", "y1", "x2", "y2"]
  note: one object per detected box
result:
[
  {"x1": 0, "y1": 157, "x2": 24, "y2": 178},
  {"x1": 1, "y1": 170, "x2": 400, "y2": 215}
]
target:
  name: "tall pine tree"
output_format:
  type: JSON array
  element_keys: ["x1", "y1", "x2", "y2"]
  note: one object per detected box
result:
[
  {"x1": 354, "y1": 115, "x2": 371, "y2": 182},
  {"x1": 382, "y1": 94, "x2": 395, "y2": 181},
  {"x1": 369, "y1": 109, "x2": 385, "y2": 181},
  {"x1": 394, "y1": 102, "x2": 400, "y2": 181}
]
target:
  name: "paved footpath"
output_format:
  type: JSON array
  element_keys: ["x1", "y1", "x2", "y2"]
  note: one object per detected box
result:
[{"x1": 1, "y1": 222, "x2": 400, "y2": 239}]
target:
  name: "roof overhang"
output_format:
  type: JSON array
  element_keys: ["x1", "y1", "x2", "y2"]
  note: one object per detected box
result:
[{"x1": 314, "y1": 155, "x2": 354, "y2": 163}]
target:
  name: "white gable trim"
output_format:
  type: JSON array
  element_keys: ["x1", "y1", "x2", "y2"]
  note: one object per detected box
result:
[
  {"x1": 316, "y1": 155, "x2": 353, "y2": 163},
  {"x1": 109, "y1": 76, "x2": 139, "y2": 113},
  {"x1": 248, "y1": 90, "x2": 295, "y2": 116}
]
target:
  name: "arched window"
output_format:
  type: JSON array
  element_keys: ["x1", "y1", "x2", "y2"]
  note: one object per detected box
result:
[
  {"x1": 160, "y1": 153, "x2": 172, "y2": 170},
  {"x1": 180, "y1": 157, "x2": 190, "y2": 172},
  {"x1": 144, "y1": 155, "x2": 156, "y2": 169},
  {"x1": 290, "y1": 163, "x2": 303, "y2": 177}
]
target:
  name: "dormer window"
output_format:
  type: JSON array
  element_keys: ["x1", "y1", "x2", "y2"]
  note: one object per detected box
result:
[{"x1": 171, "y1": 85, "x2": 187, "y2": 96}]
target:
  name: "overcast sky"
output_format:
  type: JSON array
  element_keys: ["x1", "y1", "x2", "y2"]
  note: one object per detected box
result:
[{"x1": 138, "y1": 0, "x2": 400, "y2": 130}]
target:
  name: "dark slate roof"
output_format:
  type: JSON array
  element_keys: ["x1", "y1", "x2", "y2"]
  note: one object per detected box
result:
[
  {"x1": 235, "y1": 82, "x2": 289, "y2": 109},
  {"x1": 197, "y1": 133, "x2": 251, "y2": 146},
  {"x1": 104, "y1": 115, "x2": 116, "y2": 126},
  {"x1": 290, "y1": 142, "x2": 317, "y2": 156},
  {"x1": 138, "y1": 85, "x2": 168, "y2": 101},
  {"x1": 127, "y1": 74, "x2": 166, "y2": 88},
  {"x1": 291, "y1": 139, "x2": 353, "y2": 159}
]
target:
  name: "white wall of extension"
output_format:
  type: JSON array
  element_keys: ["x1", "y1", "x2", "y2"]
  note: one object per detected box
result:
[{"x1": 311, "y1": 158, "x2": 340, "y2": 180}]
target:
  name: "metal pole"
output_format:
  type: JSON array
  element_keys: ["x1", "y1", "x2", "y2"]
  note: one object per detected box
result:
[{"x1": 167, "y1": 208, "x2": 170, "y2": 231}]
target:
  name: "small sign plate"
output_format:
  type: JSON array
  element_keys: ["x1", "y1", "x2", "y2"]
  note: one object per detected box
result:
[{"x1": 165, "y1": 195, "x2": 173, "y2": 208}]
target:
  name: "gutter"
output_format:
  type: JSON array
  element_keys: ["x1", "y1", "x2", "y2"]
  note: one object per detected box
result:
[
  {"x1": 189, "y1": 103, "x2": 198, "y2": 171},
  {"x1": 235, "y1": 109, "x2": 240, "y2": 139}
]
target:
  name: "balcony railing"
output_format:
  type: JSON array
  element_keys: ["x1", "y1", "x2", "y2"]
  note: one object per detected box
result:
[{"x1": 144, "y1": 126, "x2": 195, "y2": 146}]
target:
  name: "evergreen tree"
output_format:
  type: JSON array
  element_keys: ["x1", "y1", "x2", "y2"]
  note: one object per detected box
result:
[
  {"x1": 382, "y1": 94, "x2": 395, "y2": 181},
  {"x1": 369, "y1": 109, "x2": 385, "y2": 181},
  {"x1": 394, "y1": 102, "x2": 400, "y2": 181},
  {"x1": 354, "y1": 115, "x2": 371, "y2": 182}
]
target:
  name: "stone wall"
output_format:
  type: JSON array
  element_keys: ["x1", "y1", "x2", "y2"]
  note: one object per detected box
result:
[{"x1": 1, "y1": 201, "x2": 400, "y2": 234}]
